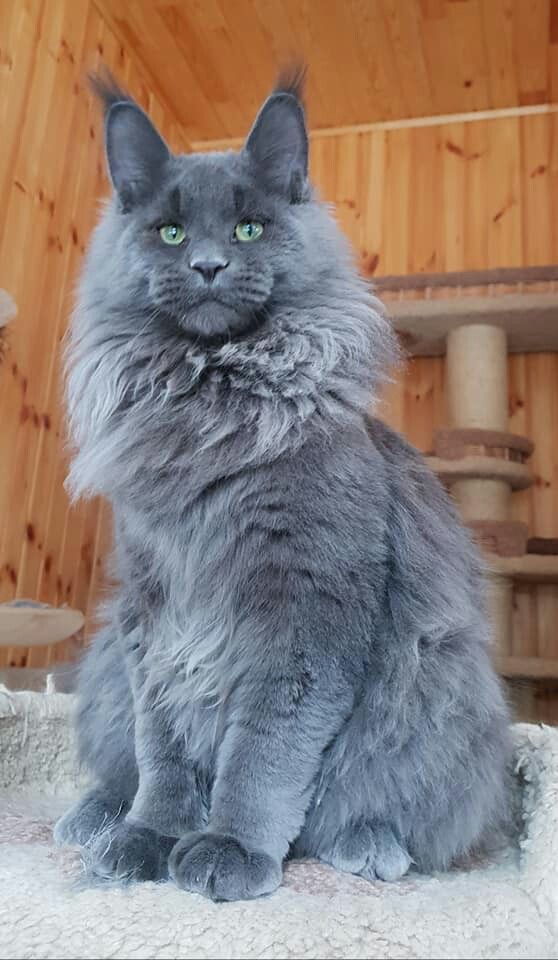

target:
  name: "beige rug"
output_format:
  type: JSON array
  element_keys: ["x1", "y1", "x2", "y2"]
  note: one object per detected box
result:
[{"x1": 1, "y1": 686, "x2": 557, "y2": 960}]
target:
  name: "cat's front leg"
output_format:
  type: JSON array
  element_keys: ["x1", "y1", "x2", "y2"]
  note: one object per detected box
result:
[
  {"x1": 169, "y1": 663, "x2": 352, "y2": 901},
  {"x1": 87, "y1": 628, "x2": 208, "y2": 882}
]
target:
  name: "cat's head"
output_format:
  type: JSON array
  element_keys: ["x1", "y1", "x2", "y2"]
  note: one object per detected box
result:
[{"x1": 89, "y1": 68, "x2": 338, "y2": 340}]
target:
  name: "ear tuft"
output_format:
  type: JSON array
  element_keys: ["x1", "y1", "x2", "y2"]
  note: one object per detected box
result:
[
  {"x1": 89, "y1": 67, "x2": 132, "y2": 116},
  {"x1": 273, "y1": 63, "x2": 307, "y2": 103},
  {"x1": 244, "y1": 65, "x2": 309, "y2": 203},
  {"x1": 90, "y1": 68, "x2": 170, "y2": 211}
]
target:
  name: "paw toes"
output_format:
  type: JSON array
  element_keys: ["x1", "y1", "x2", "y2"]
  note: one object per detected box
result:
[
  {"x1": 362, "y1": 825, "x2": 411, "y2": 883},
  {"x1": 169, "y1": 831, "x2": 218, "y2": 891},
  {"x1": 325, "y1": 821, "x2": 411, "y2": 883},
  {"x1": 328, "y1": 820, "x2": 375, "y2": 873},
  {"x1": 169, "y1": 833, "x2": 281, "y2": 901},
  {"x1": 53, "y1": 793, "x2": 126, "y2": 848},
  {"x1": 88, "y1": 822, "x2": 171, "y2": 883}
]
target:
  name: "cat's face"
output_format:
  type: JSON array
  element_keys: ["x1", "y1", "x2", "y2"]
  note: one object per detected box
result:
[{"x1": 98, "y1": 76, "x2": 314, "y2": 339}]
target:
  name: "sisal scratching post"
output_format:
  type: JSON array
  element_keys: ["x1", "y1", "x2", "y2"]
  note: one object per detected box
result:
[
  {"x1": 446, "y1": 324, "x2": 509, "y2": 431},
  {"x1": 446, "y1": 325, "x2": 511, "y2": 519},
  {"x1": 444, "y1": 325, "x2": 516, "y2": 657}
]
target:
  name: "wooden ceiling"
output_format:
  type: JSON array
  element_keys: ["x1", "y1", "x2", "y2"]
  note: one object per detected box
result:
[{"x1": 95, "y1": 0, "x2": 558, "y2": 144}]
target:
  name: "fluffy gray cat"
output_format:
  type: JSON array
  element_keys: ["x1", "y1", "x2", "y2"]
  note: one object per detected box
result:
[{"x1": 55, "y1": 70, "x2": 511, "y2": 901}]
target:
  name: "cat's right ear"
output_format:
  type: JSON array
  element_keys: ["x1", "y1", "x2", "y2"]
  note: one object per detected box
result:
[{"x1": 90, "y1": 71, "x2": 170, "y2": 212}]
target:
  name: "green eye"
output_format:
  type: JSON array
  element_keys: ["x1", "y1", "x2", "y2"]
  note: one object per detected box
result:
[
  {"x1": 234, "y1": 221, "x2": 264, "y2": 243},
  {"x1": 159, "y1": 224, "x2": 186, "y2": 245}
]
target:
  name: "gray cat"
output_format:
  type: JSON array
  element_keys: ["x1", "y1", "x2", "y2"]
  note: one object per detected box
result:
[{"x1": 54, "y1": 70, "x2": 511, "y2": 901}]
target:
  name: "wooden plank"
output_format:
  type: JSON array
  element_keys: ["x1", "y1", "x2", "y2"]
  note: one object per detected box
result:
[
  {"x1": 408, "y1": 126, "x2": 441, "y2": 272},
  {"x1": 441, "y1": 122, "x2": 466, "y2": 272},
  {"x1": 333, "y1": 133, "x2": 359, "y2": 246},
  {"x1": 486, "y1": 117, "x2": 522, "y2": 268},
  {"x1": 382, "y1": 127, "x2": 411, "y2": 274},
  {"x1": 481, "y1": 0, "x2": 517, "y2": 108},
  {"x1": 379, "y1": 0, "x2": 432, "y2": 118},
  {"x1": 463, "y1": 118, "x2": 489, "y2": 270},
  {"x1": 446, "y1": 0, "x2": 490, "y2": 113},
  {"x1": 513, "y1": 0, "x2": 550, "y2": 106},
  {"x1": 520, "y1": 114, "x2": 553, "y2": 266},
  {"x1": 358, "y1": 129, "x2": 385, "y2": 277}
]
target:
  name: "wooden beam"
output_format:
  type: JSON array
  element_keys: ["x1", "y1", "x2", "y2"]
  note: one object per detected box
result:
[{"x1": 191, "y1": 104, "x2": 558, "y2": 151}]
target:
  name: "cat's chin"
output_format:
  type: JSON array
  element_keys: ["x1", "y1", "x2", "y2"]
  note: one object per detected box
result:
[{"x1": 179, "y1": 300, "x2": 261, "y2": 340}]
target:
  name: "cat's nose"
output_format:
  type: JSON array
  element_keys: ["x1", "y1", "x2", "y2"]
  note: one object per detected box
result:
[{"x1": 189, "y1": 256, "x2": 229, "y2": 284}]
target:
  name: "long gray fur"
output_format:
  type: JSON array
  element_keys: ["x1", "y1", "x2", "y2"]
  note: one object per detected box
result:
[{"x1": 55, "y1": 69, "x2": 511, "y2": 901}]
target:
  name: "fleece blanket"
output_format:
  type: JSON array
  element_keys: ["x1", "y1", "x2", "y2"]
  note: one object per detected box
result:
[{"x1": 0, "y1": 686, "x2": 557, "y2": 960}]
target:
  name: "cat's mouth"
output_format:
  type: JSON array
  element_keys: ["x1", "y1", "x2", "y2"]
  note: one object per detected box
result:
[{"x1": 178, "y1": 296, "x2": 261, "y2": 339}]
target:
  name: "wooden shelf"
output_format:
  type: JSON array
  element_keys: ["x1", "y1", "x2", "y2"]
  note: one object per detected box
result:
[
  {"x1": 426, "y1": 455, "x2": 532, "y2": 491},
  {"x1": 490, "y1": 554, "x2": 558, "y2": 583},
  {"x1": 387, "y1": 291, "x2": 558, "y2": 356},
  {"x1": 497, "y1": 656, "x2": 558, "y2": 679},
  {"x1": 0, "y1": 606, "x2": 84, "y2": 648}
]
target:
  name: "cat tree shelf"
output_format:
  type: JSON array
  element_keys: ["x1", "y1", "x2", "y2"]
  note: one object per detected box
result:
[
  {"x1": 490, "y1": 555, "x2": 558, "y2": 584},
  {"x1": 0, "y1": 604, "x2": 84, "y2": 648},
  {"x1": 376, "y1": 265, "x2": 558, "y2": 357},
  {"x1": 497, "y1": 656, "x2": 558, "y2": 679}
]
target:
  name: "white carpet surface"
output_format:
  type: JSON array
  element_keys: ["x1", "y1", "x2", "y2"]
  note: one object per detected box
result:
[{"x1": 1, "y1": 687, "x2": 557, "y2": 960}]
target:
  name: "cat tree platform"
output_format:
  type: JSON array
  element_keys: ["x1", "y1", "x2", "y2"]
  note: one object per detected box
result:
[
  {"x1": 492, "y1": 554, "x2": 558, "y2": 584},
  {"x1": 378, "y1": 265, "x2": 558, "y2": 355},
  {"x1": 426, "y1": 455, "x2": 532, "y2": 491},
  {"x1": 0, "y1": 603, "x2": 84, "y2": 649},
  {"x1": 380, "y1": 266, "x2": 558, "y2": 681}
]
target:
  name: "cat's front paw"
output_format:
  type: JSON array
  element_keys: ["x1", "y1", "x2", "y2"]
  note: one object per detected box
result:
[
  {"x1": 87, "y1": 820, "x2": 175, "y2": 882},
  {"x1": 168, "y1": 832, "x2": 281, "y2": 901}
]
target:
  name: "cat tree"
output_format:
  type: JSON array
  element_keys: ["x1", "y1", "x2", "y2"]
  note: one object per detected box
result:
[{"x1": 380, "y1": 266, "x2": 558, "y2": 680}]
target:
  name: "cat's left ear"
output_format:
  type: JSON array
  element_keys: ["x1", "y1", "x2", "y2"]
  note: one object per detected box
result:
[{"x1": 244, "y1": 81, "x2": 309, "y2": 203}]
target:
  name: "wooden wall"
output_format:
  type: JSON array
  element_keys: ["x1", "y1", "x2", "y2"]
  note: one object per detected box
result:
[
  {"x1": 1, "y1": 1, "x2": 557, "y2": 698},
  {"x1": 0, "y1": 0, "x2": 188, "y2": 667},
  {"x1": 310, "y1": 113, "x2": 558, "y2": 274}
]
